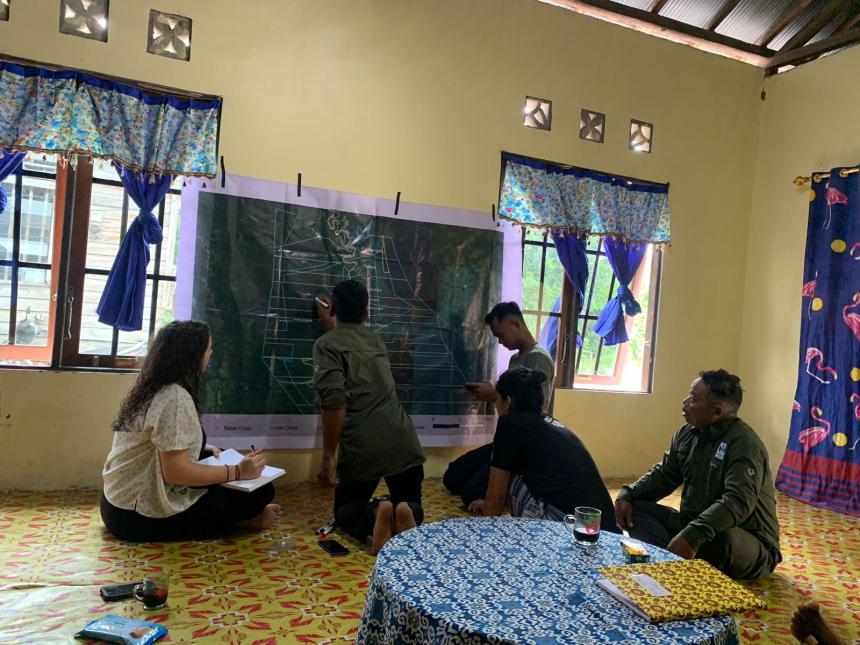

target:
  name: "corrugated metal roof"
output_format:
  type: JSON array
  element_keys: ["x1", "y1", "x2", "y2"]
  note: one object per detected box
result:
[
  {"x1": 766, "y1": 3, "x2": 825, "y2": 50},
  {"x1": 546, "y1": 0, "x2": 860, "y2": 71},
  {"x1": 715, "y1": 0, "x2": 794, "y2": 45},
  {"x1": 658, "y1": 0, "x2": 725, "y2": 29},
  {"x1": 611, "y1": 0, "x2": 655, "y2": 10}
]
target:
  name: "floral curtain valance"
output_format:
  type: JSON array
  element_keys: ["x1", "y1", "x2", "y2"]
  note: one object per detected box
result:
[
  {"x1": 499, "y1": 153, "x2": 671, "y2": 244},
  {"x1": 0, "y1": 60, "x2": 222, "y2": 177}
]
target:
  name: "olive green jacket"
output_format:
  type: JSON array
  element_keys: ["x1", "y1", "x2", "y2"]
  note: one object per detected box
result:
[
  {"x1": 313, "y1": 323, "x2": 425, "y2": 483},
  {"x1": 618, "y1": 417, "x2": 781, "y2": 562}
]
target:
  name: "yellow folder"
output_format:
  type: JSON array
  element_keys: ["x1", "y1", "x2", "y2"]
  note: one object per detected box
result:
[{"x1": 597, "y1": 559, "x2": 767, "y2": 623}]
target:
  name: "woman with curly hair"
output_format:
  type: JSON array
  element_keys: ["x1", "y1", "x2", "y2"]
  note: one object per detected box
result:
[{"x1": 100, "y1": 321, "x2": 281, "y2": 541}]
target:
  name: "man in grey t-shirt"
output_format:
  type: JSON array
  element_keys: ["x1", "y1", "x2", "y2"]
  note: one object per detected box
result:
[
  {"x1": 446, "y1": 302, "x2": 556, "y2": 507},
  {"x1": 465, "y1": 302, "x2": 555, "y2": 411}
]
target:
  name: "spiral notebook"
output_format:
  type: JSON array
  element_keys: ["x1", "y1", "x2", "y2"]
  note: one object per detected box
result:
[
  {"x1": 597, "y1": 559, "x2": 766, "y2": 623},
  {"x1": 197, "y1": 449, "x2": 285, "y2": 492}
]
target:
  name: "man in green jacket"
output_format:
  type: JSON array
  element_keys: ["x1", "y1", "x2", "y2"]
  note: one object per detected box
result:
[
  {"x1": 615, "y1": 369, "x2": 782, "y2": 580},
  {"x1": 314, "y1": 280, "x2": 426, "y2": 554}
]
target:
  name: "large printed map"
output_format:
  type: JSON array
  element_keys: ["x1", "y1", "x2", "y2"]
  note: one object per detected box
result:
[{"x1": 192, "y1": 193, "x2": 502, "y2": 429}]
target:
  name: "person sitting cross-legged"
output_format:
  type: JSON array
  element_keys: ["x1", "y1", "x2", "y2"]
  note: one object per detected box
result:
[
  {"x1": 100, "y1": 321, "x2": 281, "y2": 542},
  {"x1": 469, "y1": 367, "x2": 616, "y2": 531},
  {"x1": 615, "y1": 369, "x2": 782, "y2": 580}
]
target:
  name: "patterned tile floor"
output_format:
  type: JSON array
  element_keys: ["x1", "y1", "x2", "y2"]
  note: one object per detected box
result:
[{"x1": 0, "y1": 480, "x2": 857, "y2": 644}]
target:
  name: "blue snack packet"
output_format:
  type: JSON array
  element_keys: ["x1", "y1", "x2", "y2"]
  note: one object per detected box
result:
[{"x1": 75, "y1": 614, "x2": 168, "y2": 645}]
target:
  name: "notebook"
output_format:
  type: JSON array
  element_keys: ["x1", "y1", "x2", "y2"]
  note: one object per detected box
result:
[
  {"x1": 597, "y1": 558, "x2": 767, "y2": 623},
  {"x1": 197, "y1": 449, "x2": 285, "y2": 492}
]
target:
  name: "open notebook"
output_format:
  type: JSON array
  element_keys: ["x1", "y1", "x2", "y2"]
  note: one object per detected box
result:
[{"x1": 197, "y1": 449, "x2": 285, "y2": 492}]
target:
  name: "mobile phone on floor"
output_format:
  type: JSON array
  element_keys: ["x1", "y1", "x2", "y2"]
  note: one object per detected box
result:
[
  {"x1": 99, "y1": 581, "x2": 140, "y2": 601},
  {"x1": 318, "y1": 539, "x2": 349, "y2": 557}
]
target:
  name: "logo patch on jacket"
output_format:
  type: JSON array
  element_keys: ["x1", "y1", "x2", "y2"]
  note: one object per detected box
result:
[{"x1": 714, "y1": 442, "x2": 727, "y2": 460}]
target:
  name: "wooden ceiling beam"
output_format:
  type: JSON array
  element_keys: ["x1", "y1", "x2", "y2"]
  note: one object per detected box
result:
[
  {"x1": 779, "y1": 0, "x2": 852, "y2": 52},
  {"x1": 543, "y1": 0, "x2": 773, "y2": 60},
  {"x1": 755, "y1": 0, "x2": 814, "y2": 47},
  {"x1": 767, "y1": 25, "x2": 860, "y2": 71},
  {"x1": 706, "y1": 0, "x2": 743, "y2": 32},
  {"x1": 832, "y1": 9, "x2": 860, "y2": 35}
]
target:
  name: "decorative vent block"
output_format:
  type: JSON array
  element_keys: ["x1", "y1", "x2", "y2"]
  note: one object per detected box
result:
[
  {"x1": 523, "y1": 96, "x2": 552, "y2": 131},
  {"x1": 147, "y1": 9, "x2": 192, "y2": 61},
  {"x1": 59, "y1": 0, "x2": 109, "y2": 41},
  {"x1": 580, "y1": 109, "x2": 605, "y2": 143},
  {"x1": 629, "y1": 119, "x2": 653, "y2": 153}
]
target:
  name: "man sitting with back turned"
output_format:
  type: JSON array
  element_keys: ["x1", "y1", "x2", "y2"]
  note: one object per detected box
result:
[
  {"x1": 615, "y1": 369, "x2": 782, "y2": 579},
  {"x1": 443, "y1": 302, "x2": 555, "y2": 508},
  {"x1": 314, "y1": 279, "x2": 426, "y2": 554}
]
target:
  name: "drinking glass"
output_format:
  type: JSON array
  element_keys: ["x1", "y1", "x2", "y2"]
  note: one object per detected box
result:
[
  {"x1": 133, "y1": 572, "x2": 169, "y2": 610},
  {"x1": 563, "y1": 506, "x2": 602, "y2": 551}
]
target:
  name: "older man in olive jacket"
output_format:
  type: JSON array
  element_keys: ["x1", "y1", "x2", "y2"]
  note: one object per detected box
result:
[{"x1": 615, "y1": 369, "x2": 781, "y2": 580}]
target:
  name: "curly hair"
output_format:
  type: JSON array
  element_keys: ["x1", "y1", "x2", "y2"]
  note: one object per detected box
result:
[
  {"x1": 113, "y1": 320, "x2": 211, "y2": 432},
  {"x1": 495, "y1": 367, "x2": 546, "y2": 413}
]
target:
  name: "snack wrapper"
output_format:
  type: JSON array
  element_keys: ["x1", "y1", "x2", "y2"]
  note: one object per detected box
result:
[
  {"x1": 75, "y1": 614, "x2": 167, "y2": 645},
  {"x1": 620, "y1": 537, "x2": 651, "y2": 563}
]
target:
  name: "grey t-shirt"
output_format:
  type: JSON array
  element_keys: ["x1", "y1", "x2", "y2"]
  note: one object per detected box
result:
[
  {"x1": 102, "y1": 384, "x2": 206, "y2": 518},
  {"x1": 509, "y1": 343, "x2": 555, "y2": 411}
]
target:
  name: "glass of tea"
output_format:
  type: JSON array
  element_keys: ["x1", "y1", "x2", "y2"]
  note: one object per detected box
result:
[
  {"x1": 563, "y1": 506, "x2": 602, "y2": 551},
  {"x1": 133, "y1": 572, "x2": 169, "y2": 610}
]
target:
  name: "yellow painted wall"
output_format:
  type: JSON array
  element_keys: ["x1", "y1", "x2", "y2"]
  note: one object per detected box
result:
[
  {"x1": 0, "y1": 0, "x2": 763, "y2": 489},
  {"x1": 739, "y1": 46, "x2": 860, "y2": 470}
]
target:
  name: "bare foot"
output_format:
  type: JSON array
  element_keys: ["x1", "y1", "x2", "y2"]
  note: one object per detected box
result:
[
  {"x1": 394, "y1": 502, "x2": 417, "y2": 535},
  {"x1": 371, "y1": 500, "x2": 393, "y2": 555},
  {"x1": 791, "y1": 601, "x2": 846, "y2": 645},
  {"x1": 239, "y1": 503, "x2": 283, "y2": 532}
]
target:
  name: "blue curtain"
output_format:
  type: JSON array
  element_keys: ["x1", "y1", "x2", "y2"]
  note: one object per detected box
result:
[
  {"x1": 539, "y1": 233, "x2": 589, "y2": 359},
  {"x1": 0, "y1": 148, "x2": 26, "y2": 215},
  {"x1": 539, "y1": 296, "x2": 561, "y2": 361},
  {"x1": 776, "y1": 167, "x2": 860, "y2": 517},
  {"x1": 96, "y1": 164, "x2": 174, "y2": 331},
  {"x1": 594, "y1": 238, "x2": 646, "y2": 346}
]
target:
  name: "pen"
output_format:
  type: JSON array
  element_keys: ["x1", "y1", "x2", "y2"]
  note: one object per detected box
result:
[
  {"x1": 314, "y1": 296, "x2": 331, "y2": 309},
  {"x1": 251, "y1": 444, "x2": 256, "y2": 454}
]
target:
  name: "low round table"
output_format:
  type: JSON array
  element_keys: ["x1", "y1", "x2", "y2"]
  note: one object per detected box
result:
[{"x1": 357, "y1": 517, "x2": 738, "y2": 644}]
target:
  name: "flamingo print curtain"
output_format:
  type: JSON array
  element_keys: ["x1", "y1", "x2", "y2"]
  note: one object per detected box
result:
[{"x1": 776, "y1": 166, "x2": 860, "y2": 517}]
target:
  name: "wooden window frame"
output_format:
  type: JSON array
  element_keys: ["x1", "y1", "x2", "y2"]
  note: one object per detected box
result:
[
  {"x1": 60, "y1": 160, "x2": 179, "y2": 369},
  {"x1": 521, "y1": 231, "x2": 662, "y2": 393},
  {"x1": 0, "y1": 160, "x2": 66, "y2": 363}
]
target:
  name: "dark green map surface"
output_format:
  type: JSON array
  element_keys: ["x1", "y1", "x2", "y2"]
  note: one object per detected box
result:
[{"x1": 192, "y1": 193, "x2": 503, "y2": 416}]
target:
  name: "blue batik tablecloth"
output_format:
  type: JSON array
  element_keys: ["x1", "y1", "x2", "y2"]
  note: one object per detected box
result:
[{"x1": 357, "y1": 517, "x2": 738, "y2": 645}]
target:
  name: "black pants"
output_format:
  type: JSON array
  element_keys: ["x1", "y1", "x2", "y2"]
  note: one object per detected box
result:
[
  {"x1": 628, "y1": 500, "x2": 777, "y2": 580},
  {"x1": 100, "y1": 483, "x2": 275, "y2": 542},
  {"x1": 442, "y1": 443, "x2": 492, "y2": 507},
  {"x1": 334, "y1": 465, "x2": 424, "y2": 541}
]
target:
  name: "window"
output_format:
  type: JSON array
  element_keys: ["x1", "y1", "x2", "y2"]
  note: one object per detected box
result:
[
  {"x1": 521, "y1": 228, "x2": 661, "y2": 392},
  {"x1": 61, "y1": 159, "x2": 181, "y2": 368},
  {"x1": 0, "y1": 153, "x2": 181, "y2": 369},
  {"x1": 0, "y1": 155, "x2": 64, "y2": 365}
]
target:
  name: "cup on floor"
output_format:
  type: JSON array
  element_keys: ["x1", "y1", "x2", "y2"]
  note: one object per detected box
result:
[{"x1": 133, "y1": 572, "x2": 169, "y2": 610}]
